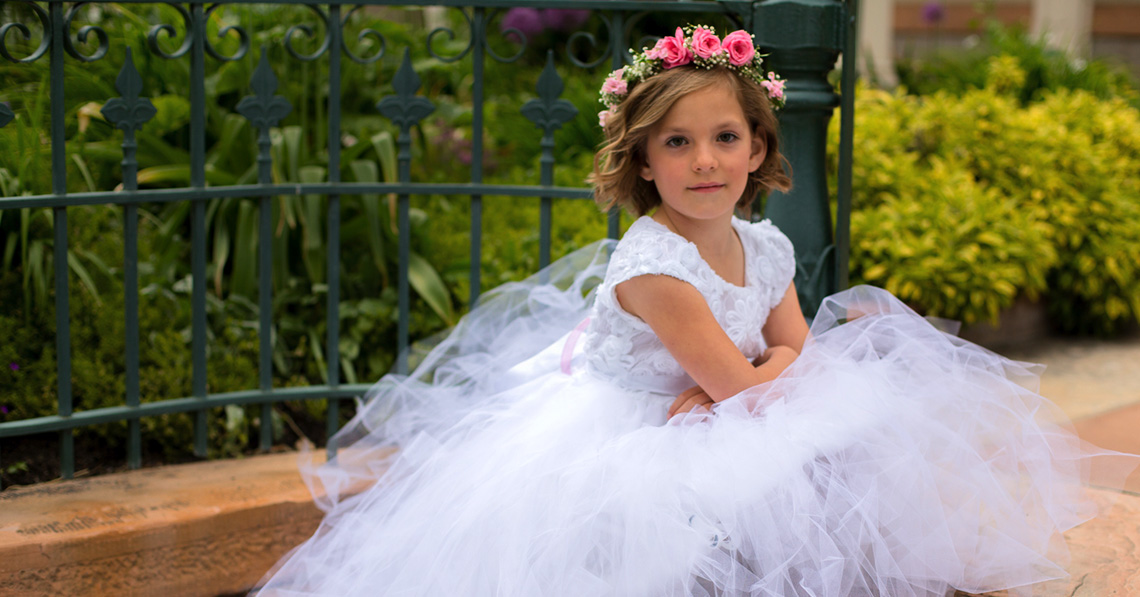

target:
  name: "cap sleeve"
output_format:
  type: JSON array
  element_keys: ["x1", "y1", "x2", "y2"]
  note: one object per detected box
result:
[
  {"x1": 742, "y1": 219, "x2": 796, "y2": 307},
  {"x1": 604, "y1": 217, "x2": 706, "y2": 290}
]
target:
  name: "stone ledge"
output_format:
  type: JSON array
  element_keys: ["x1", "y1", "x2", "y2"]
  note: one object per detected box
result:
[
  {"x1": 0, "y1": 452, "x2": 331, "y2": 597},
  {"x1": 1, "y1": 452, "x2": 1138, "y2": 596}
]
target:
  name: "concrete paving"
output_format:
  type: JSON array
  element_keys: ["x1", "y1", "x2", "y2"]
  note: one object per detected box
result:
[
  {"x1": 1004, "y1": 331, "x2": 1140, "y2": 423},
  {"x1": 1005, "y1": 331, "x2": 1140, "y2": 494},
  {"x1": 966, "y1": 330, "x2": 1140, "y2": 596}
]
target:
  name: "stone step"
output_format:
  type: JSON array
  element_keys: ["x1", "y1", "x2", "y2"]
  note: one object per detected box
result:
[{"x1": 0, "y1": 452, "x2": 329, "y2": 596}]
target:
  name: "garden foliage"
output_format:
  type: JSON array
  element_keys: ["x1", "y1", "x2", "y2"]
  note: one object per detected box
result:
[
  {"x1": 835, "y1": 54, "x2": 1140, "y2": 333},
  {"x1": 1, "y1": 8, "x2": 1138, "y2": 480},
  {"x1": 0, "y1": 4, "x2": 618, "y2": 478}
]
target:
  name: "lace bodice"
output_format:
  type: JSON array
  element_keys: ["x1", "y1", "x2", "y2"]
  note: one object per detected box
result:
[{"x1": 583, "y1": 216, "x2": 796, "y2": 394}]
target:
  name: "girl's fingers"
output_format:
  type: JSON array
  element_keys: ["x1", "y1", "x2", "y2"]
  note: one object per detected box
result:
[
  {"x1": 670, "y1": 393, "x2": 713, "y2": 418},
  {"x1": 670, "y1": 394, "x2": 702, "y2": 417},
  {"x1": 669, "y1": 385, "x2": 707, "y2": 417}
]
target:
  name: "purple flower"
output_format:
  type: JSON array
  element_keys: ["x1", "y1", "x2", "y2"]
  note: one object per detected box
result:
[
  {"x1": 922, "y1": 1, "x2": 945, "y2": 25},
  {"x1": 540, "y1": 9, "x2": 590, "y2": 33},
  {"x1": 501, "y1": 8, "x2": 544, "y2": 42},
  {"x1": 8, "y1": 363, "x2": 17, "y2": 371},
  {"x1": 0, "y1": 405, "x2": 8, "y2": 414}
]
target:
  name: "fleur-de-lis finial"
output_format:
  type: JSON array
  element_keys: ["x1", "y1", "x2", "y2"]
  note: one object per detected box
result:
[
  {"x1": 377, "y1": 49, "x2": 434, "y2": 132},
  {"x1": 100, "y1": 47, "x2": 157, "y2": 190},
  {"x1": 237, "y1": 48, "x2": 293, "y2": 131},
  {"x1": 237, "y1": 47, "x2": 293, "y2": 182},
  {"x1": 522, "y1": 52, "x2": 578, "y2": 136},
  {"x1": 100, "y1": 47, "x2": 157, "y2": 132}
]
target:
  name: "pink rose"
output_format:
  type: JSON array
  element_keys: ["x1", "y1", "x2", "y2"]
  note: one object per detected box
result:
[
  {"x1": 690, "y1": 27, "x2": 721, "y2": 59},
  {"x1": 722, "y1": 30, "x2": 755, "y2": 66},
  {"x1": 598, "y1": 110, "x2": 614, "y2": 127},
  {"x1": 761, "y1": 72, "x2": 786, "y2": 101},
  {"x1": 655, "y1": 27, "x2": 693, "y2": 69},
  {"x1": 601, "y1": 70, "x2": 627, "y2": 96}
]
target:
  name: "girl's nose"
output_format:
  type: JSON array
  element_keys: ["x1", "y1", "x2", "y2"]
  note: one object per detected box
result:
[{"x1": 692, "y1": 145, "x2": 717, "y2": 172}]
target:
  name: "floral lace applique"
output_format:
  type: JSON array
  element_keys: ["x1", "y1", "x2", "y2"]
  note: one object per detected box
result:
[{"x1": 583, "y1": 216, "x2": 795, "y2": 390}]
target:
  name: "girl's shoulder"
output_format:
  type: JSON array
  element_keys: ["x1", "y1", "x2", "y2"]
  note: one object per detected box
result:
[
  {"x1": 733, "y1": 217, "x2": 796, "y2": 293},
  {"x1": 606, "y1": 216, "x2": 706, "y2": 286},
  {"x1": 733, "y1": 216, "x2": 792, "y2": 252}
]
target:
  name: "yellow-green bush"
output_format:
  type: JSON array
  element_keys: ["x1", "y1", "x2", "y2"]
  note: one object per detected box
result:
[
  {"x1": 851, "y1": 156, "x2": 1054, "y2": 325},
  {"x1": 834, "y1": 59, "x2": 1140, "y2": 333}
]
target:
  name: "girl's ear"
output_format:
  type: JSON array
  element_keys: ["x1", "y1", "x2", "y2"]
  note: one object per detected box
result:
[
  {"x1": 749, "y1": 132, "x2": 767, "y2": 173},
  {"x1": 640, "y1": 162, "x2": 654, "y2": 181}
]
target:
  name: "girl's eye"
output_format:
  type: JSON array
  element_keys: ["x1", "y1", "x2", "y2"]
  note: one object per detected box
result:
[
  {"x1": 718, "y1": 132, "x2": 740, "y2": 143},
  {"x1": 665, "y1": 137, "x2": 687, "y2": 148}
]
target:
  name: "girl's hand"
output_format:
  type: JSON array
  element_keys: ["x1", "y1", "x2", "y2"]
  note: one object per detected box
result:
[
  {"x1": 668, "y1": 347, "x2": 796, "y2": 419},
  {"x1": 668, "y1": 385, "x2": 715, "y2": 419},
  {"x1": 751, "y1": 344, "x2": 799, "y2": 384},
  {"x1": 616, "y1": 275, "x2": 808, "y2": 402},
  {"x1": 757, "y1": 345, "x2": 798, "y2": 366}
]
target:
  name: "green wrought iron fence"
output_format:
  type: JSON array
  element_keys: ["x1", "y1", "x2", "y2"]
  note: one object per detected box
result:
[{"x1": 0, "y1": 0, "x2": 857, "y2": 488}]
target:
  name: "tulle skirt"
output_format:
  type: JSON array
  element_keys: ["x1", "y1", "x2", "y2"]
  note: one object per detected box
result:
[{"x1": 256, "y1": 241, "x2": 1137, "y2": 597}]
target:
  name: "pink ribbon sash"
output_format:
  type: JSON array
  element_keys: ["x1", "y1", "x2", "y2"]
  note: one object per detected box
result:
[{"x1": 561, "y1": 318, "x2": 592, "y2": 375}]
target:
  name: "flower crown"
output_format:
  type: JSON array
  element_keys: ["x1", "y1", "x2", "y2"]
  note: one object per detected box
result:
[{"x1": 598, "y1": 25, "x2": 787, "y2": 128}]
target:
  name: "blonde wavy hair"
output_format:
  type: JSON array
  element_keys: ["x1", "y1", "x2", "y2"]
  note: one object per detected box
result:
[{"x1": 590, "y1": 67, "x2": 791, "y2": 216}]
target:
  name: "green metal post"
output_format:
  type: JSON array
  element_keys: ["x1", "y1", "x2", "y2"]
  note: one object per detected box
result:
[
  {"x1": 326, "y1": 4, "x2": 344, "y2": 457},
  {"x1": 606, "y1": 12, "x2": 624, "y2": 241},
  {"x1": 236, "y1": 48, "x2": 293, "y2": 452},
  {"x1": 378, "y1": 49, "x2": 434, "y2": 375},
  {"x1": 522, "y1": 51, "x2": 578, "y2": 271},
  {"x1": 469, "y1": 7, "x2": 485, "y2": 306},
  {"x1": 836, "y1": 0, "x2": 858, "y2": 291},
  {"x1": 190, "y1": 2, "x2": 209, "y2": 458},
  {"x1": 49, "y1": 0, "x2": 74, "y2": 479},
  {"x1": 754, "y1": 0, "x2": 847, "y2": 317},
  {"x1": 100, "y1": 47, "x2": 157, "y2": 470}
]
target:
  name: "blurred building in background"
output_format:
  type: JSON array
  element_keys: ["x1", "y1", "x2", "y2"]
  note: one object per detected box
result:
[{"x1": 860, "y1": 0, "x2": 1140, "y2": 86}]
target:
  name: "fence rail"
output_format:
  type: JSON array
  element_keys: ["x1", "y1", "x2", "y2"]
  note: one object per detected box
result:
[{"x1": 0, "y1": 0, "x2": 856, "y2": 487}]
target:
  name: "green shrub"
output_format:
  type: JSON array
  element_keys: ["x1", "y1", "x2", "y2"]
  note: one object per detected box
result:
[
  {"x1": 844, "y1": 88, "x2": 1055, "y2": 324},
  {"x1": 835, "y1": 67, "x2": 1140, "y2": 333},
  {"x1": 0, "y1": 8, "x2": 617, "y2": 474},
  {"x1": 0, "y1": 203, "x2": 269, "y2": 464},
  {"x1": 850, "y1": 154, "x2": 1056, "y2": 325},
  {"x1": 1031, "y1": 91, "x2": 1140, "y2": 333}
]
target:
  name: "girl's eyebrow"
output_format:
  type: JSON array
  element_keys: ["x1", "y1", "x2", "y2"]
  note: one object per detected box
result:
[{"x1": 658, "y1": 120, "x2": 747, "y2": 135}]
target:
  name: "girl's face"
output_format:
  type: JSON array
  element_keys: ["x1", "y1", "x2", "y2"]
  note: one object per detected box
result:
[{"x1": 639, "y1": 83, "x2": 765, "y2": 226}]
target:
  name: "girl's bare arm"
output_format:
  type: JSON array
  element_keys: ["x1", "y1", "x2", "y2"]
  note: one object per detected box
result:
[
  {"x1": 616, "y1": 275, "x2": 805, "y2": 403},
  {"x1": 761, "y1": 282, "x2": 809, "y2": 355}
]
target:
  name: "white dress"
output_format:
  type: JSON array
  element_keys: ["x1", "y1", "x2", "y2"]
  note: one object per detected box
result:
[{"x1": 257, "y1": 216, "x2": 1136, "y2": 597}]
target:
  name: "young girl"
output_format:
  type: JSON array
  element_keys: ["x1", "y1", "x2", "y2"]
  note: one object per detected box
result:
[{"x1": 258, "y1": 26, "x2": 1136, "y2": 597}]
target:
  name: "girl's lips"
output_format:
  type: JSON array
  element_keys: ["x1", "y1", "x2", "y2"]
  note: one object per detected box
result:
[{"x1": 688, "y1": 183, "x2": 725, "y2": 192}]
